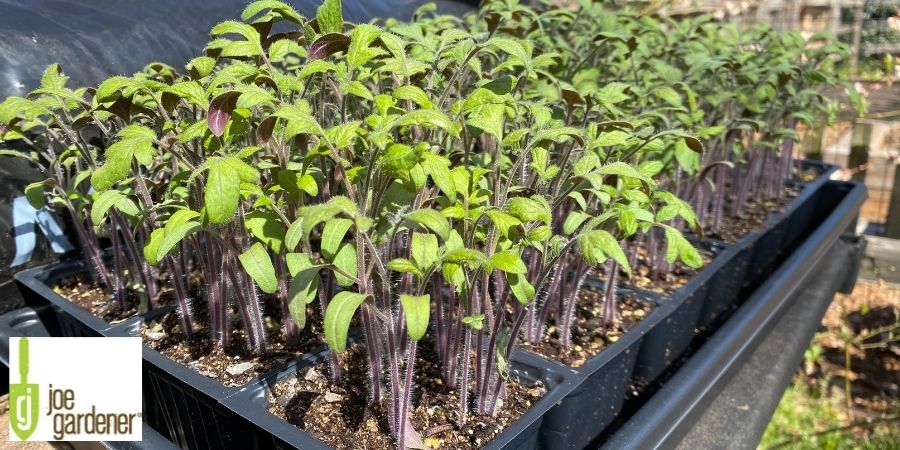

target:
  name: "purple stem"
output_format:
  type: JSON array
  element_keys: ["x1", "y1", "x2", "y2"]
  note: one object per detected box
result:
[
  {"x1": 110, "y1": 224, "x2": 126, "y2": 309},
  {"x1": 165, "y1": 254, "x2": 194, "y2": 339},
  {"x1": 396, "y1": 340, "x2": 417, "y2": 450},
  {"x1": 602, "y1": 259, "x2": 619, "y2": 330}
]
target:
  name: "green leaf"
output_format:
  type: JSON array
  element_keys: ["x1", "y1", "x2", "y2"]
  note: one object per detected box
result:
[
  {"x1": 348, "y1": 24, "x2": 383, "y2": 69},
  {"x1": 95, "y1": 76, "x2": 142, "y2": 103},
  {"x1": 654, "y1": 86, "x2": 682, "y2": 107},
  {"x1": 165, "y1": 81, "x2": 208, "y2": 109},
  {"x1": 467, "y1": 103, "x2": 505, "y2": 139},
  {"x1": 91, "y1": 190, "x2": 125, "y2": 225},
  {"x1": 411, "y1": 232, "x2": 438, "y2": 270},
  {"x1": 241, "y1": 0, "x2": 303, "y2": 24},
  {"x1": 285, "y1": 217, "x2": 304, "y2": 251},
  {"x1": 286, "y1": 253, "x2": 320, "y2": 330},
  {"x1": 316, "y1": 0, "x2": 343, "y2": 34},
  {"x1": 211, "y1": 21, "x2": 262, "y2": 57},
  {"x1": 421, "y1": 153, "x2": 456, "y2": 199},
  {"x1": 297, "y1": 196, "x2": 356, "y2": 242},
  {"x1": 239, "y1": 242, "x2": 278, "y2": 294},
  {"x1": 244, "y1": 211, "x2": 286, "y2": 253},
  {"x1": 400, "y1": 294, "x2": 430, "y2": 341},
  {"x1": 187, "y1": 56, "x2": 217, "y2": 78},
  {"x1": 325, "y1": 121, "x2": 361, "y2": 148},
  {"x1": 269, "y1": 39, "x2": 307, "y2": 62},
  {"x1": 388, "y1": 258, "x2": 422, "y2": 277},
  {"x1": 40, "y1": 64, "x2": 67, "y2": 89},
  {"x1": 324, "y1": 291, "x2": 369, "y2": 353},
  {"x1": 507, "y1": 197, "x2": 550, "y2": 224},
  {"x1": 563, "y1": 211, "x2": 591, "y2": 235},
  {"x1": 399, "y1": 109, "x2": 453, "y2": 131},
  {"x1": 486, "y1": 251, "x2": 527, "y2": 274},
  {"x1": 443, "y1": 248, "x2": 486, "y2": 265},
  {"x1": 156, "y1": 211, "x2": 202, "y2": 264},
  {"x1": 578, "y1": 229, "x2": 631, "y2": 272},
  {"x1": 462, "y1": 315, "x2": 485, "y2": 330},
  {"x1": 618, "y1": 209, "x2": 637, "y2": 236},
  {"x1": 321, "y1": 218, "x2": 353, "y2": 260},
  {"x1": 91, "y1": 126, "x2": 157, "y2": 191},
  {"x1": 596, "y1": 162, "x2": 650, "y2": 183},
  {"x1": 274, "y1": 102, "x2": 322, "y2": 138},
  {"x1": 143, "y1": 228, "x2": 165, "y2": 265},
  {"x1": 204, "y1": 157, "x2": 241, "y2": 224},
  {"x1": 595, "y1": 130, "x2": 631, "y2": 147},
  {"x1": 596, "y1": 82, "x2": 630, "y2": 105},
  {"x1": 406, "y1": 209, "x2": 450, "y2": 241},
  {"x1": 332, "y1": 243, "x2": 358, "y2": 286},
  {"x1": 24, "y1": 182, "x2": 45, "y2": 209},
  {"x1": 485, "y1": 210, "x2": 522, "y2": 239},
  {"x1": 675, "y1": 138, "x2": 700, "y2": 174},
  {"x1": 638, "y1": 161, "x2": 665, "y2": 177},
  {"x1": 394, "y1": 85, "x2": 433, "y2": 109},
  {"x1": 507, "y1": 273, "x2": 535, "y2": 305},
  {"x1": 663, "y1": 226, "x2": 702, "y2": 268}
]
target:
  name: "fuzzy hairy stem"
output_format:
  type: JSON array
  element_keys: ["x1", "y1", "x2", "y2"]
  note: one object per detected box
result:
[
  {"x1": 396, "y1": 340, "x2": 417, "y2": 450},
  {"x1": 110, "y1": 225, "x2": 126, "y2": 309},
  {"x1": 559, "y1": 262, "x2": 589, "y2": 349},
  {"x1": 240, "y1": 267, "x2": 268, "y2": 354},
  {"x1": 274, "y1": 257, "x2": 299, "y2": 343},
  {"x1": 111, "y1": 212, "x2": 156, "y2": 309},
  {"x1": 361, "y1": 303, "x2": 382, "y2": 401},
  {"x1": 602, "y1": 259, "x2": 619, "y2": 330},
  {"x1": 457, "y1": 329, "x2": 472, "y2": 425},
  {"x1": 165, "y1": 254, "x2": 194, "y2": 339}
]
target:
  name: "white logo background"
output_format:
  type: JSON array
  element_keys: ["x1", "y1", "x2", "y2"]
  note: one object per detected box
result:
[{"x1": 9, "y1": 337, "x2": 142, "y2": 441}]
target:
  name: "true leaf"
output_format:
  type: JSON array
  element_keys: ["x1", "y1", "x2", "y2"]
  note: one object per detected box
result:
[
  {"x1": 316, "y1": 0, "x2": 343, "y2": 34},
  {"x1": 406, "y1": 209, "x2": 450, "y2": 241},
  {"x1": 332, "y1": 243, "x2": 358, "y2": 286},
  {"x1": 286, "y1": 253, "x2": 319, "y2": 330},
  {"x1": 507, "y1": 273, "x2": 535, "y2": 305},
  {"x1": 239, "y1": 242, "x2": 279, "y2": 294},
  {"x1": 324, "y1": 291, "x2": 369, "y2": 353},
  {"x1": 204, "y1": 157, "x2": 241, "y2": 224},
  {"x1": 400, "y1": 294, "x2": 430, "y2": 341},
  {"x1": 486, "y1": 251, "x2": 527, "y2": 274},
  {"x1": 321, "y1": 218, "x2": 353, "y2": 260}
]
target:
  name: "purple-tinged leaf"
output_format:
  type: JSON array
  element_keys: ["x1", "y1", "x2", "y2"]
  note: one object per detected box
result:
[
  {"x1": 308, "y1": 33, "x2": 350, "y2": 61},
  {"x1": 208, "y1": 91, "x2": 241, "y2": 137},
  {"x1": 256, "y1": 116, "x2": 277, "y2": 143},
  {"x1": 683, "y1": 135, "x2": 704, "y2": 153}
]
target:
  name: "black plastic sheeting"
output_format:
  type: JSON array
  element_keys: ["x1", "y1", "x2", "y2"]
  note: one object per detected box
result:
[
  {"x1": 0, "y1": 0, "x2": 475, "y2": 285},
  {"x1": 0, "y1": 0, "x2": 476, "y2": 97}
]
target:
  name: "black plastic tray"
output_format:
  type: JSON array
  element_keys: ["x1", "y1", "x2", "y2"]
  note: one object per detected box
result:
[
  {"x1": 528, "y1": 161, "x2": 842, "y2": 449},
  {"x1": 600, "y1": 180, "x2": 866, "y2": 449},
  {"x1": 220, "y1": 345, "x2": 581, "y2": 450}
]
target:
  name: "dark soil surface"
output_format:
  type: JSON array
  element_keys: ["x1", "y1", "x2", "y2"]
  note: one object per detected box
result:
[
  {"x1": 520, "y1": 288, "x2": 654, "y2": 367},
  {"x1": 611, "y1": 249, "x2": 714, "y2": 295},
  {"x1": 705, "y1": 166, "x2": 821, "y2": 244},
  {"x1": 140, "y1": 302, "x2": 325, "y2": 387},
  {"x1": 53, "y1": 274, "x2": 147, "y2": 324},
  {"x1": 704, "y1": 190, "x2": 799, "y2": 243},
  {"x1": 268, "y1": 342, "x2": 546, "y2": 449}
]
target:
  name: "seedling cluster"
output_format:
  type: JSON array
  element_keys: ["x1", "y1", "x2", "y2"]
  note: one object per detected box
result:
[{"x1": 0, "y1": 0, "x2": 857, "y2": 447}]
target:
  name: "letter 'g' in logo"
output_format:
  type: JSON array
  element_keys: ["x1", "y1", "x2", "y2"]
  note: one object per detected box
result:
[{"x1": 10, "y1": 337, "x2": 39, "y2": 440}]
